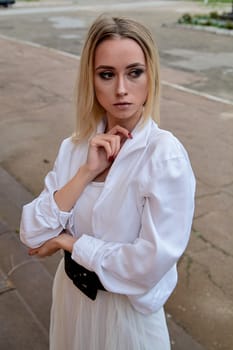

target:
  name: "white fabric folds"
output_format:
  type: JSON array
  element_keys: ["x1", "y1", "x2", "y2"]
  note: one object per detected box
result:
[
  {"x1": 50, "y1": 259, "x2": 171, "y2": 350},
  {"x1": 20, "y1": 118, "x2": 195, "y2": 314}
]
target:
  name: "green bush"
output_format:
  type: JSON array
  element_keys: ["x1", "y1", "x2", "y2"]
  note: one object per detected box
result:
[
  {"x1": 178, "y1": 13, "x2": 192, "y2": 23},
  {"x1": 225, "y1": 20, "x2": 233, "y2": 28},
  {"x1": 209, "y1": 11, "x2": 220, "y2": 19},
  {"x1": 177, "y1": 11, "x2": 233, "y2": 30}
]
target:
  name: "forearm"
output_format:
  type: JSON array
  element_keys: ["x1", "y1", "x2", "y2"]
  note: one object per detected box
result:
[
  {"x1": 28, "y1": 232, "x2": 77, "y2": 257},
  {"x1": 54, "y1": 164, "x2": 96, "y2": 212}
]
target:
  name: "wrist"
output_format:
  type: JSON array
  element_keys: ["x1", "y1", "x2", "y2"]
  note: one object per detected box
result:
[
  {"x1": 57, "y1": 233, "x2": 76, "y2": 253},
  {"x1": 79, "y1": 164, "x2": 98, "y2": 182}
]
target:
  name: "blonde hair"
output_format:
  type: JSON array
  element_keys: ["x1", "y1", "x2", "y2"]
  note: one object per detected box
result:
[{"x1": 72, "y1": 14, "x2": 160, "y2": 143}]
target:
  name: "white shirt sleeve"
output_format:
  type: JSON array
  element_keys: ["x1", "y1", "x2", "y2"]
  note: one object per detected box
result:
[
  {"x1": 20, "y1": 141, "x2": 73, "y2": 248},
  {"x1": 72, "y1": 153, "x2": 195, "y2": 296}
]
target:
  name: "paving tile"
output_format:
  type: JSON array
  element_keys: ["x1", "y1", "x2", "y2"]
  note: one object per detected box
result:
[
  {"x1": 0, "y1": 220, "x2": 9, "y2": 235},
  {"x1": 0, "y1": 289, "x2": 49, "y2": 350},
  {"x1": 0, "y1": 167, "x2": 33, "y2": 231},
  {"x1": 0, "y1": 231, "x2": 54, "y2": 329},
  {"x1": 193, "y1": 208, "x2": 233, "y2": 257},
  {"x1": 194, "y1": 190, "x2": 233, "y2": 219},
  {"x1": 0, "y1": 268, "x2": 15, "y2": 295},
  {"x1": 166, "y1": 256, "x2": 233, "y2": 350},
  {"x1": 166, "y1": 316, "x2": 205, "y2": 350}
]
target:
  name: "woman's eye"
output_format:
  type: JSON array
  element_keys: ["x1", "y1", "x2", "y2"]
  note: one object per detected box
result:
[
  {"x1": 128, "y1": 68, "x2": 144, "y2": 78},
  {"x1": 99, "y1": 71, "x2": 114, "y2": 80}
]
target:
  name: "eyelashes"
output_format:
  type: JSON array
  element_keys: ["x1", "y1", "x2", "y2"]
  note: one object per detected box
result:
[
  {"x1": 99, "y1": 71, "x2": 114, "y2": 80},
  {"x1": 98, "y1": 68, "x2": 145, "y2": 80},
  {"x1": 129, "y1": 68, "x2": 145, "y2": 78}
]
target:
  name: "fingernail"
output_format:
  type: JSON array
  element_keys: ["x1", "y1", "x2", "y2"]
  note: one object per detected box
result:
[{"x1": 128, "y1": 132, "x2": 133, "y2": 139}]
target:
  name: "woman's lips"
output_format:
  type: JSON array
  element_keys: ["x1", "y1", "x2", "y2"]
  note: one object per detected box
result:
[{"x1": 113, "y1": 102, "x2": 132, "y2": 109}]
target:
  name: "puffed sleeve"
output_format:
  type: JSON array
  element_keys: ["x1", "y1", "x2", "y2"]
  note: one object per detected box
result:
[
  {"x1": 72, "y1": 140, "x2": 196, "y2": 296},
  {"x1": 20, "y1": 139, "x2": 73, "y2": 248}
]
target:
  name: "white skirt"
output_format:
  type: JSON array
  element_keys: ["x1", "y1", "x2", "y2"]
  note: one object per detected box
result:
[{"x1": 50, "y1": 259, "x2": 171, "y2": 350}]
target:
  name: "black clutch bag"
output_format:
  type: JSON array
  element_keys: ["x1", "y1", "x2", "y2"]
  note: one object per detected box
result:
[{"x1": 64, "y1": 250, "x2": 106, "y2": 300}]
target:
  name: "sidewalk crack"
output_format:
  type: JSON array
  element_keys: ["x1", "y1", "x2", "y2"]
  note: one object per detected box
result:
[{"x1": 192, "y1": 228, "x2": 233, "y2": 258}]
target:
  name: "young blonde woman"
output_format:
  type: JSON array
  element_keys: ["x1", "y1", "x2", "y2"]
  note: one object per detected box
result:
[{"x1": 20, "y1": 15, "x2": 195, "y2": 350}]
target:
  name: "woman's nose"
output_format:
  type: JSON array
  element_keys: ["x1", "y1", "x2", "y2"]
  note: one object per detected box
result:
[{"x1": 116, "y1": 76, "x2": 128, "y2": 96}]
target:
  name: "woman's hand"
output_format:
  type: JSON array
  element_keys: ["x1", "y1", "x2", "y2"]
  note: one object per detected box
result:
[
  {"x1": 28, "y1": 232, "x2": 76, "y2": 258},
  {"x1": 86, "y1": 125, "x2": 132, "y2": 177},
  {"x1": 53, "y1": 125, "x2": 133, "y2": 212}
]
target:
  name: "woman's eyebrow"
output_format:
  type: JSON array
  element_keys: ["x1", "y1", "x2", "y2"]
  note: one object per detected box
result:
[
  {"x1": 95, "y1": 65, "x2": 114, "y2": 71},
  {"x1": 126, "y1": 63, "x2": 146, "y2": 69},
  {"x1": 95, "y1": 63, "x2": 146, "y2": 71}
]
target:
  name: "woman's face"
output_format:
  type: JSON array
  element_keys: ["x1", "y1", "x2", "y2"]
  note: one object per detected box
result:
[{"x1": 94, "y1": 37, "x2": 148, "y2": 131}]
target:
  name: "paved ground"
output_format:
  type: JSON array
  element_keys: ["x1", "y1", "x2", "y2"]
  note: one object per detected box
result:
[
  {"x1": 0, "y1": 1, "x2": 233, "y2": 350},
  {"x1": 0, "y1": 0, "x2": 233, "y2": 102}
]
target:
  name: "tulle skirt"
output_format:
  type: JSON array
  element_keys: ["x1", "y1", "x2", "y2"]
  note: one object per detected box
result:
[{"x1": 50, "y1": 259, "x2": 171, "y2": 350}]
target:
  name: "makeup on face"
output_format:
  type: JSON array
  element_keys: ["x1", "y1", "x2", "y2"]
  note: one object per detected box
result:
[{"x1": 94, "y1": 37, "x2": 149, "y2": 131}]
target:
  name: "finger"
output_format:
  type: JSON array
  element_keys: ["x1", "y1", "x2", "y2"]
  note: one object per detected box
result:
[
  {"x1": 105, "y1": 134, "x2": 121, "y2": 158},
  {"x1": 36, "y1": 246, "x2": 49, "y2": 258},
  {"x1": 28, "y1": 248, "x2": 38, "y2": 256},
  {"x1": 107, "y1": 125, "x2": 133, "y2": 139},
  {"x1": 90, "y1": 138, "x2": 113, "y2": 159},
  {"x1": 111, "y1": 135, "x2": 121, "y2": 157},
  {"x1": 93, "y1": 134, "x2": 123, "y2": 156},
  {"x1": 91, "y1": 134, "x2": 123, "y2": 159},
  {"x1": 101, "y1": 134, "x2": 122, "y2": 156}
]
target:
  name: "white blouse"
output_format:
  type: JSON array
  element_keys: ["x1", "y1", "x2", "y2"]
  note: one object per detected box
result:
[
  {"x1": 74, "y1": 181, "x2": 104, "y2": 235},
  {"x1": 20, "y1": 118, "x2": 196, "y2": 314}
]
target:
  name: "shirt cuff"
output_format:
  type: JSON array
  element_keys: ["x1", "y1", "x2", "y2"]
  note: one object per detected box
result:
[
  {"x1": 50, "y1": 191, "x2": 73, "y2": 228},
  {"x1": 72, "y1": 234, "x2": 105, "y2": 271}
]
